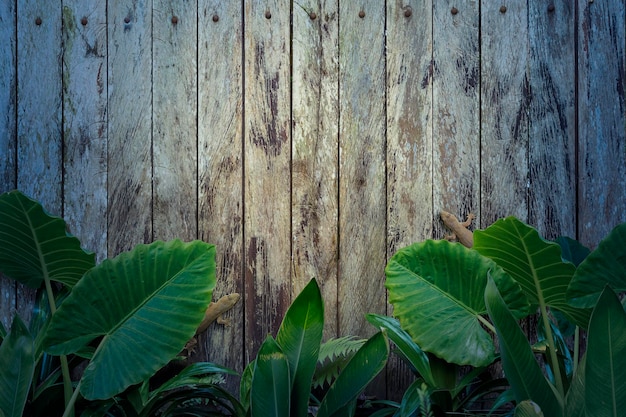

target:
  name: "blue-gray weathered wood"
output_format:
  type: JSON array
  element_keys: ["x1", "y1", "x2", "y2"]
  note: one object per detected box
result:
[{"x1": 62, "y1": 0, "x2": 108, "y2": 262}]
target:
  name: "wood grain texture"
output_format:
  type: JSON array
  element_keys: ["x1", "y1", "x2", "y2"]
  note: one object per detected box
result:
[
  {"x1": 385, "y1": 0, "x2": 433, "y2": 400},
  {"x1": 529, "y1": 0, "x2": 576, "y2": 240},
  {"x1": 17, "y1": 1, "x2": 63, "y2": 213},
  {"x1": 480, "y1": 1, "x2": 529, "y2": 225},
  {"x1": 243, "y1": 0, "x2": 292, "y2": 359},
  {"x1": 0, "y1": 0, "x2": 17, "y2": 330},
  {"x1": 292, "y1": 0, "x2": 340, "y2": 339},
  {"x1": 197, "y1": 0, "x2": 244, "y2": 387},
  {"x1": 432, "y1": 0, "x2": 480, "y2": 233},
  {"x1": 153, "y1": 0, "x2": 197, "y2": 241},
  {"x1": 16, "y1": 1, "x2": 63, "y2": 324},
  {"x1": 577, "y1": 0, "x2": 626, "y2": 248},
  {"x1": 62, "y1": 1, "x2": 108, "y2": 261},
  {"x1": 107, "y1": 0, "x2": 153, "y2": 256},
  {"x1": 0, "y1": 0, "x2": 16, "y2": 194},
  {"x1": 338, "y1": 1, "x2": 386, "y2": 339}
]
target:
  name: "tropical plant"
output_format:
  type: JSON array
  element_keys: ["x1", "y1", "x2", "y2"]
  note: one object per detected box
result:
[
  {"x1": 0, "y1": 190, "x2": 219, "y2": 417},
  {"x1": 381, "y1": 215, "x2": 626, "y2": 416},
  {"x1": 239, "y1": 278, "x2": 390, "y2": 417}
]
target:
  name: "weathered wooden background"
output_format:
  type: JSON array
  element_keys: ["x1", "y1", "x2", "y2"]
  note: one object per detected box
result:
[{"x1": 1, "y1": 0, "x2": 625, "y2": 397}]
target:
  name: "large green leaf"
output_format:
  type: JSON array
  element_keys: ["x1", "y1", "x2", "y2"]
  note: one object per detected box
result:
[
  {"x1": 276, "y1": 278, "x2": 324, "y2": 417},
  {"x1": 474, "y1": 217, "x2": 591, "y2": 328},
  {"x1": 485, "y1": 276, "x2": 563, "y2": 417},
  {"x1": 386, "y1": 239, "x2": 529, "y2": 367},
  {"x1": 250, "y1": 336, "x2": 291, "y2": 417},
  {"x1": 366, "y1": 313, "x2": 436, "y2": 387},
  {"x1": 585, "y1": 287, "x2": 626, "y2": 417},
  {"x1": 0, "y1": 190, "x2": 95, "y2": 288},
  {"x1": 567, "y1": 223, "x2": 626, "y2": 309},
  {"x1": 316, "y1": 331, "x2": 389, "y2": 417},
  {"x1": 42, "y1": 239, "x2": 216, "y2": 400},
  {"x1": 0, "y1": 315, "x2": 35, "y2": 417}
]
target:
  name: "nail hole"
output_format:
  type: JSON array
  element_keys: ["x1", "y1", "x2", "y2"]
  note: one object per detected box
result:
[
  {"x1": 124, "y1": 16, "x2": 131, "y2": 24},
  {"x1": 500, "y1": 6, "x2": 507, "y2": 13},
  {"x1": 309, "y1": 12, "x2": 317, "y2": 20},
  {"x1": 81, "y1": 17, "x2": 88, "y2": 26},
  {"x1": 451, "y1": 7, "x2": 459, "y2": 15},
  {"x1": 35, "y1": 17, "x2": 42, "y2": 25},
  {"x1": 404, "y1": 8, "x2": 412, "y2": 17},
  {"x1": 265, "y1": 10, "x2": 271, "y2": 19},
  {"x1": 171, "y1": 15, "x2": 178, "y2": 24},
  {"x1": 212, "y1": 14, "x2": 219, "y2": 22},
  {"x1": 359, "y1": 10, "x2": 365, "y2": 18},
  {"x1": 548, "y1": 4, "x2": 555, "y2": 12}
]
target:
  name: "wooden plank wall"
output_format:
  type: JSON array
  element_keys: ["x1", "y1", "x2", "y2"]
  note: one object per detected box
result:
[{"x1": 1, "y1": 0, "x2": 625, "y2": 398}]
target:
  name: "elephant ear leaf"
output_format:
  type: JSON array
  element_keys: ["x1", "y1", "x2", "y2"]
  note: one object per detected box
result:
[
  {"x1": 386, "y1": 239, "x2": 528, "y2": 367},
  {"x1": 567, "y1": 223, "x2": 626, "y2": 309},
  {"x1": 42, "y1": 239, "x2": 216, "y2": 400},
  {"x1": 474, "y1": 217, "x2": 591, "y2": 328},
  {"x1": 0, "y1": 315, "x2": 34, "y2": 417},
  {"x1": 0, "y1": 190, "x2": 95, "y2": 288}
]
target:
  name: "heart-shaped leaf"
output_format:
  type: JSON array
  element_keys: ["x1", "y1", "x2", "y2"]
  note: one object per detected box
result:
[
  {"x1": 0, "y1": 190, "x2": 95, "y2": 288},
  {"x1": 42, "y1": 239, "x2": 216, "y2": 400},
  {"x1": 567, "y1": 223, "x2": 626, "y2": 309},
  {"x1": 386, "y1": 239, "x2": 529, "y2": 367},
  {"x1": 474, "y1": 217, "x2": 591, "y2": 328}
]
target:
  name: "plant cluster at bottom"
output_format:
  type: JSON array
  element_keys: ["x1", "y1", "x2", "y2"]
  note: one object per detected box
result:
[{"x1": 1, "y1": 190, "x2": 625, "y2": 417}]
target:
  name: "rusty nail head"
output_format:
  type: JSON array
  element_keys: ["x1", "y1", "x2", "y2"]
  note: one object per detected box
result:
[
  {"x1": 171, "y1": 15, "x2": 178, "y2": 24},
  {"x1": 35, "y1": 17, "x2": 42, "y2": 25},
  {"x1": 124, "y1": 16, "x2": 131, "y2": 24},
  {"x1": 548, "y1": 4, "x2": 555, "y2": 12},
  {"x1": 212, "y1": 14, "x2": 219, "y2": 22},
  {"x1": 81, "y1": 16, "x2": 88, "y2": 26},
  {"x1": 404, "y1": 7, "x2": 412, "y2": 17},
  {"x1": 309, "y1": 11, "x2": 317, "y2": 20},
  {"x1": 359, "y1": 10, "x2": 365, "y2": 18},
  {"x1": 500, "y1": 5, "x2": 507, "y2": 13},
  {"x1": 451, "y1": 7, "x2": 458, "y2": 15},
  {"x1": 265, "y1": 10, "x2": 271, "y2": 19}
]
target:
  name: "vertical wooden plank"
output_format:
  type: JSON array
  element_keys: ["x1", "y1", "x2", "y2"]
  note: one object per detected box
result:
[
  {"x1": 198, "y1": 0, "x2": 244, "y2": 385},
  {"x1": 432, "y1": 1, "x2": 480, "y2": 232},
  {"x1": 529, "y1": 0, "x2": 576, "y2": 239},
  {"x1": 153, "y1": 0, "x2": 197, "y2": 241},
  {"x1": 17, "y1": 2, "x2": 63, "y2": 212},
  {"x1": 244, "y1": 0, "x2": 291, "y2": 358},
  {"x1": 480, "y1": 2, "x2": 529, "y2": 225},
  {"x1": 338, "y1": 1, "x2": 386, "y2": 338},
  {"x1": 577, "y1": 0, "x2": 626, "y2": 248},
  {"x1": 0, "y1": 0, "x2": 17, "y2": 330},
  {"x1": 17, "y1": 1, "x2": 63, "y2": 323},
  {"x1": 292, "y1": 0, "x2": 340, "y2": 339},
  {"x1": 107, "y1": 0, "x2": 153, "y2": 256},
  {"x1": 62, "y1": 1, "x2": 108, "y2": 261},
  {"x1": 386, "y1": 0, "x2": 433, "y2": 400}
]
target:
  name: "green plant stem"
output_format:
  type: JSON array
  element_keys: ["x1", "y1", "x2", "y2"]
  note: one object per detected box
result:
[
  {"x1": 539, "y1": 304, "x2": 564, "y2": 397},
  {"x1": 477, "y1": 314, "x2": 496, "y2": 334},
  {"x1": 43, "y1": 276, "x2": 74, "y2": 409},
  {"x1": 573, "y1": 326, "x2": 580, "y2": 374},
  {"x1": 62, "y1": 380, "x2": 82, "y2": 417}
]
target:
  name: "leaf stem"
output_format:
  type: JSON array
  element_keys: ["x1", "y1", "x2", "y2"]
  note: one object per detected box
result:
[
  {"x1": 477, "y1": 313, "x2": 496, "y2": 334},
  {"x1": 43, "y1": 277, "x2": 74, "y2": 409},
  {"x1": 62, "y1": 380, "x2": 82, "y2": 417},
  {"x1": 539, "y1": 304, "x2": 564, "y2": 397}
]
